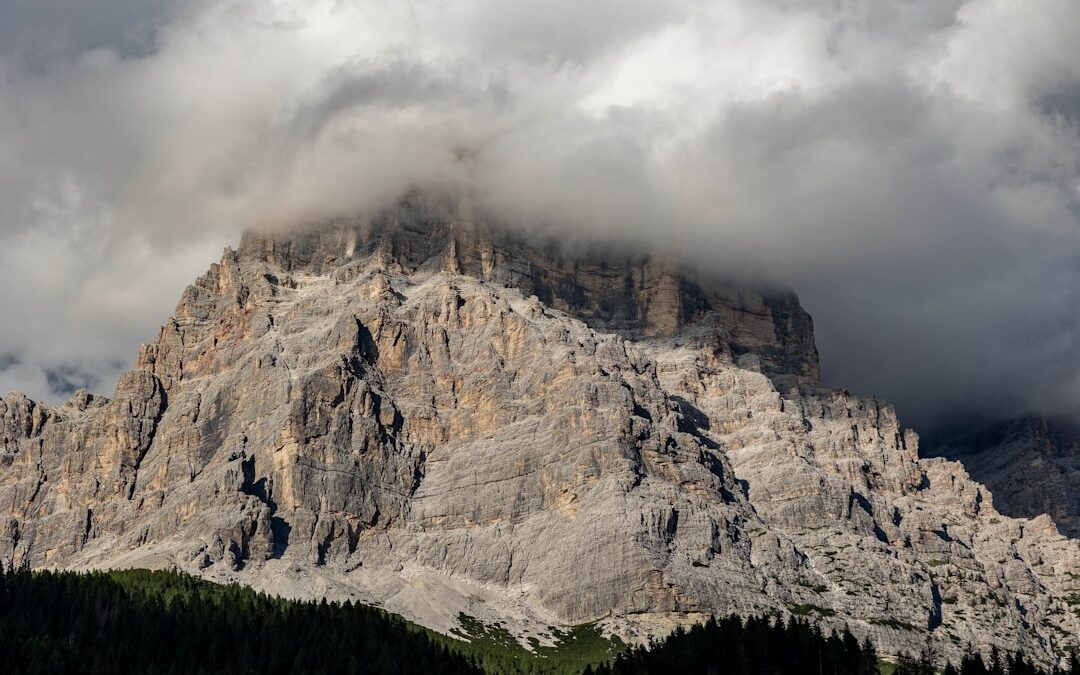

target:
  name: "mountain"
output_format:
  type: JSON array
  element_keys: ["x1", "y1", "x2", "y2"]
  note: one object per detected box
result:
[
  {"x1": 0, "y1": 193, "x2": 1076, "y2": 667},
  {"x1": 927, "y1": 418, "x2": 1080, "y2": 539}
]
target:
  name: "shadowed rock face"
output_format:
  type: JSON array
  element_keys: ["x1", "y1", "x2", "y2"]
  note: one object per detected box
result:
[
  {"x1": 0, "y1": 194, "x2": 1076, "y2": 667},
  {"x1": 927, "y1": 418, "x2": 1080, "y2": 539}
]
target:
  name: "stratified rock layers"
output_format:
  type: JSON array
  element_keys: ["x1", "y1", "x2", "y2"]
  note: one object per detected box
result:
[
  {"x1": 928, "y1": 418, "x2": 1080, "y2": 539},
  {"x1": 0, "y1": 196, "x2": 1076, "y2": 665}
]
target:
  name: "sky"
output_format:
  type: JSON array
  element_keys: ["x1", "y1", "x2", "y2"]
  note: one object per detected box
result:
[{"x1": 1, "y1": 0, "x2": 1079, "y2": 434}]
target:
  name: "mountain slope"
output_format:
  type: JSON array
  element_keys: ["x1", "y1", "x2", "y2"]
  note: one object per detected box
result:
[
  {"x1": 0, "y1": 195, "x2": 1076, "y2": 666},
  {"x1": 927, "y1": 418, "x2": 1080, "y2": 539}
]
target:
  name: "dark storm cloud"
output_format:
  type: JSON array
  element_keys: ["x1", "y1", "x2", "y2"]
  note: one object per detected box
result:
[{"x1": 0, "y1": 0, "x2": 1078, "y2": 433}]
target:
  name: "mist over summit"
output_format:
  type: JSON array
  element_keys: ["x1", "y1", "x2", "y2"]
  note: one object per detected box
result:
[
  {"x1": 1, "y1": 198, "x2": 1077, "y2": 668},
  {"x1": 1, "y1": 5, "x2": 1079, "y2": 671},
  {"x1": 2, "y1": 0, "x2": 1080, "y2": 434}
]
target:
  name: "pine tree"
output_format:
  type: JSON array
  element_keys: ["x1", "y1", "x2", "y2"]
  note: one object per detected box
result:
[
  {"x1": 989, "y1": 646, "x2": 1005, "y2": 675},
  {"x1": 960, "y1": 644, "x2": 989, "y2": 675}
]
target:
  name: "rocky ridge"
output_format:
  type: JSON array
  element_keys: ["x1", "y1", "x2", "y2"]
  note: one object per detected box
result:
[
  {"x1": 0, "y1": 194, "x2": 1076, "y2": 665},
  {"x1": 928, "y1": 418, "x2": 1080, "y2": 539}
]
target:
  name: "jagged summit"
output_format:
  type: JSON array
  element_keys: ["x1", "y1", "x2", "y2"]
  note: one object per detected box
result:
[
  {"x1": 0, "y1": 195, "x2": 1076, "y2": 667},
  {"x1": 238, "y1": 193, "x2": 819, "y2": 393}
]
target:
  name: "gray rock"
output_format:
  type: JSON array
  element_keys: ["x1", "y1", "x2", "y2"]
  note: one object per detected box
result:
[
  {"x1": 0, "y1": 194, "x2": 1075, "y2": 667},
  {"x1": 928, "y1": 418, "x2": 1080, "y2": 539}
]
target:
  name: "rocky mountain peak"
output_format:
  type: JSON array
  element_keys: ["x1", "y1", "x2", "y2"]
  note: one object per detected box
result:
[
  {"x1": 236, "y1": 192, "x2": 820, "y2": 394},
  {"x1": 0, "y1": 196, "x2": 1076, "y2": 668}
]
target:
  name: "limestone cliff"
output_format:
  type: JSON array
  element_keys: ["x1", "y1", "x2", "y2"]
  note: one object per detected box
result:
[
  {"x1": 237, "y1": 192, "x2": 820, "y2": 394},
  {"x1": 0, "y1": 195, "x2": 1075, "y2": 666},
  {"x1": 927, "y1": 418, "x2": 1080, "y2": 539}
]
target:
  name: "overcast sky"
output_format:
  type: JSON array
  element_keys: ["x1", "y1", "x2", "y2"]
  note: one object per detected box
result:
[{"x1": 1, "y1": 0, "x2": 1079, "y2": 434}]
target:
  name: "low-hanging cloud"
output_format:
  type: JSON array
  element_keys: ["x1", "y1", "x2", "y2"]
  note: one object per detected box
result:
[{"x1": 1, "y1": 0, "x2": 1079, "y2": 434}]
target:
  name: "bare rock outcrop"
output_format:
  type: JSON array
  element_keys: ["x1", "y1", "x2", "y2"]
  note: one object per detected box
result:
[
  {"x1": 0, "y1": 194, "x2": 1075, "y2": 666},
  {"x1": 238, "y1": 192, "x2": 820, "y2": 394},
  {"x1": 927, "y1": 418, "x2": 1080, "y2": 539}
]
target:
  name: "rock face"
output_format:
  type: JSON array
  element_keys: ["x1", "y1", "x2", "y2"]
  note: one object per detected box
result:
[
  {"x1": 0, "y1": 194, "x2": 1076, "y2": 666},
  {"x1": 237, "y1": 193, "x2": 820, "y2": 395},
  {"x1": 927, "y1": 418, "x2": 1080, "y2": 539}
]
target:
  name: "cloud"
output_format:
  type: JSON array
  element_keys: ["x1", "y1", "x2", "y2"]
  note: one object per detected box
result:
[
  {"x1": 0, "y1": 0, "x2": 1078, "y2": 433},
  {"x1": 0, "y1": 0, "x2": 176, "y2": 70}
]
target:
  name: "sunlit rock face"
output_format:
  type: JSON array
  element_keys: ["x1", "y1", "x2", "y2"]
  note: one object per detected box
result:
[
  {"x1": 0, "y1": 194, "x2": 1076, "y2": 667},
  {"x1": 236, "y1": 192, "x2": 820, "y2": 395}
]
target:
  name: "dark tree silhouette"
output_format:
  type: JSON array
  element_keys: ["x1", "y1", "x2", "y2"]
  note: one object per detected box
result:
[{"x1": 1, "y1": 566, "x2": 1074, "y2": 675}]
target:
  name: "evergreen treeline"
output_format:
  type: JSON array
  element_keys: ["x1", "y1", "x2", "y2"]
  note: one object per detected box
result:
[
  {"x1": 0, "y1": 566, "x2": 481, "y2": 675},
  {"x1": 893, "y1": 643, "x2": 1079, "y2": 675},
  {"x1": 592, "y1": 614, "x2": 1080, "y2": 675},
  {"x1": 1, "y1": 566, "x2": 1076, "y2": 675},
  {"x1": 591, "y1": 615, "x2": 879, "y2": 675}
]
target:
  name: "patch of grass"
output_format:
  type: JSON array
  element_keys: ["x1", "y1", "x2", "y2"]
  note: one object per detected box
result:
[
  {"x1": 451, "y1": 614, "x2": 522, "y2": 653},
  {"x1": 878, "y1": 660, "x2": 898, "y2": 675},
  {"x1": 797, "y1": 579, "x2": 829, "y2": 593},
  {"x1": 869, "y1": 617, "x2": 919, "y2": 632},
  {"x1": 447, "y1": 613, "x2": 625, "y2": 674},
  {"x1": 787, "y1": 603, "x2": 836, "y2": 617}
]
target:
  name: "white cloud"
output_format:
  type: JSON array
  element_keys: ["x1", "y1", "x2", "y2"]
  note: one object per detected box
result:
[{"x1": 1, "y1": 0, "x2": 1079, "y2": 430}]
